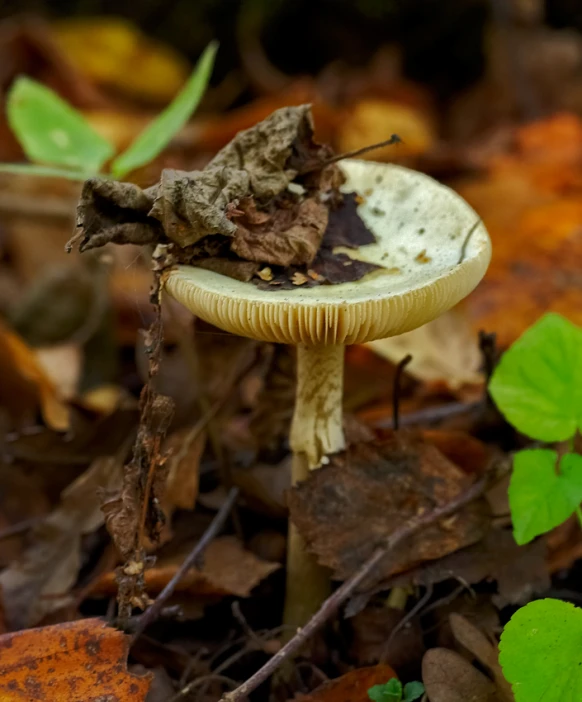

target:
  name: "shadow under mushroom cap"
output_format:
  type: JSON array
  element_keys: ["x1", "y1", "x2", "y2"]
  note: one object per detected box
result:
[{"x1": 164, "y1": 161, "x2": 491, "y2": 346}]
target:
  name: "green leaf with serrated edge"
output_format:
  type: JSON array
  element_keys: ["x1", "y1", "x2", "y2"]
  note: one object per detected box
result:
[
  {"x1": 489, "y1": 313, "x2": 582, "y2": 442},
  {"x1": 402, "y1": 681, "x2": 425, "y2": 702},
  {"x1": 7, "y1": 77, "x2": 114, "y2": 173},
  {"x1": 111, "y1": 41, "x2": 217, "y2": 178},
  {"x1": 499, "y1": 598, "x2": 582, "y2": 702},
  {"x1": 509, "y1": 449, "x2": 582, "y2": 545},
  {"x1": 368, "y1": 678, "x2": 402, "y2": 702}
]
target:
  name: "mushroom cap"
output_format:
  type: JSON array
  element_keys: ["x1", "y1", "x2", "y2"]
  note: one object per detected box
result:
[{"x1": 164, "y1": 161, "x2": 491, "y2": 346}]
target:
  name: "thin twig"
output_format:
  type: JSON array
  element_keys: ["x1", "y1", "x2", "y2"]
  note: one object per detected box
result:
[
  {"x1": 300, "y1": 135, "x2": 402, "y2": 175},
  {"x1": 374, "y1": 400, "x2": 483, "y2": 430},
  {"x1": 220, "y1": 474, "x2": 490, "y2": 702},
  {"x1": 392, "y1": 354, "x2": 412, "y2": 431},
  {"x1": 131, "y1": 486, "x2": 239, "y2": 642},
  {"x1": 457, "y1": 218, "x2": 482, "y2": 264},
  {"x1": 381, "y1": 583, "x2": 433, "y2": 660}
]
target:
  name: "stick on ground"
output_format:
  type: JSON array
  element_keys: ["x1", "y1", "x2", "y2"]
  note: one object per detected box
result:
[{"x1": 132, "y1": 486, "x2": 239, "y2": 642}]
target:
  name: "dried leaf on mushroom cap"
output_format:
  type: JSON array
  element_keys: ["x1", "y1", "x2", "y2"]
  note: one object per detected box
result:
[{"x1": 71, "y1": 105, "x2": 328, "y2": 252}]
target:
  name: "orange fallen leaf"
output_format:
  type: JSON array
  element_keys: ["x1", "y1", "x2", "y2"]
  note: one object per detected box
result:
[
  {"x1": 52, "y1": 17, "x2": 190, "y2": 103},
  {"x1": 93, "y1": 535, "x2": 280, "y2": 598},
  {"x1": 456, "y1": 113, "x2": 582, "y2": 346},
  {"x1": 0, "y1": 617, "x2": 150, "y2": 700},
  {"x1": 0, "y1": 319, "x2": 69, "y2": 430},
  {"x1": 296, "y1": 664, "x2": 398, "y2": 702}
]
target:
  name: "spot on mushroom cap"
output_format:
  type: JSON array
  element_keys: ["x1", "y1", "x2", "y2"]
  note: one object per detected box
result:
[{"x1": 164, "y1": 161, "x2": 491, "y2": 346}]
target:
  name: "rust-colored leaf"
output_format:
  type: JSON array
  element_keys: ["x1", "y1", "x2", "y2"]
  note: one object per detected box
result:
[
  {"x1": 456, "y1": 114, "x2": 582, "y2": 347},
  {"x1": 295, "y1": 664, "x2": 398, "y2": 702},
  {"x1": 0, "y1": 319, "x2": 69, "y2": 431},
  {"x1": 288, "y1": 430, "x2": 490, "y2": 583},
  {"x1": 0, "y1": 617, "x2": 150, "y2": 700}
]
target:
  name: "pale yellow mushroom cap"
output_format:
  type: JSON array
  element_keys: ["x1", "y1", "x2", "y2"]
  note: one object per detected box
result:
[{"x1": 164, "y1": 161, "x2": 491, "y2": 345}]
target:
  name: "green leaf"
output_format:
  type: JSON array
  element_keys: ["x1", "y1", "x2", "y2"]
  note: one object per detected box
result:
[
  {"x1": 489, "y1": 313, "x2": 582, "y2": 441},
  {"x1": 111, "y1": 41, "x2": 217, "y2": 178},
  {"x1": 403, "y1": 681, "x2": 425, "y2": 702},
  {"x1": 499, "y1": 598, "x2": 582, "y2": 702},
  {"x1": 7, "y1": 76, "x2": 114, "y2": 173},
  {"x1": 0, "y1": 163, "x2": 96, "y2": 181},
  {"x1": 368, "y1": 678, "x2": 402, "y2": 702},
  {"x1": 509, "y1": 449, "x2": 582, "y2": 545}
]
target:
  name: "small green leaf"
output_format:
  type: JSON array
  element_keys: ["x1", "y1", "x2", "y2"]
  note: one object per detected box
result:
[
  {"x1": 489, "y1": 313, "x2": 582, "y2": 441},
  {"x1": 509, "y1": 449, "x2": 582, "y2": 545},
  {"x1": 0, "y1": 163, "x2": 96, "y2": 181},
  {"x1": 7, "y1": 76, "x2": 114, "y2": 173},
  {"x1": 403, "y1": 681, "x2": 425, "y2": 702},
  {"x1": 368, "y1": 678, "x2": 402, "y2": 702},
  {"x1": 111, "y1": 41, "x2": 217, "y2": 178},
  {"x1": 499, "y1": 598, "x2": 582, "y2": 702}
]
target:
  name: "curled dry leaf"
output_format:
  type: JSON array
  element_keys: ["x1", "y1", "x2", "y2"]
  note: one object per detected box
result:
[
  {"x1": 0, "y1": 455, "x2": 123, "y2": 629},
  {"x1": 0, "y1": 617, "x2": 150, "y2": 700},
  {"x1": 288, "y1": 430, "x2": 490, "y2": 583},
  {"x1": 295, "y1": 663, "x2": 398, "y2": 702},
  {"x1": 72, "y1": 105, "x2": 379, "y2": 290},
  {"x1": 422, "y1": 648, "x2": 501, "y2": 702},
  {"x1": 0, "y1": 319, "x2": 69, "y2": 431},
  {"x1": 92, "y1": 535, "x2": 279, "y2": 599}
]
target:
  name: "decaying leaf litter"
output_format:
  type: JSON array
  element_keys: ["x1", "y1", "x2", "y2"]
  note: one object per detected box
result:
[{"x1": 0, "y1": 5, "x2": 582, "y2": 701}]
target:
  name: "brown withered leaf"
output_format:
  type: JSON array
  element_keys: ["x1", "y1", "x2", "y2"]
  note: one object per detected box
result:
[
  {"x1": 422, "y1": 648, "x2": 501, "y2": 702},
  {"x1": 288, "y1": 431, "x2": 490, "y2": 582},
  {"x1": 73, "y1": 106, "x2": 324, "y2": 253},
  {"x1": 0, "y1": 455, "x2": 123, "y2": 630},
  {"x1": 92, "y1": 536, "x2": 279, "y2": 599},
  {"x1": 386, "y1": 529, "x2": 549, "y2": 608},
  {"x1": 73, "y1": 178, "x2": 161, "y2": 253},
  {"x1": 0, "y1": 618, "x2": 150, "y2": 700},
  {"x1": 322, "y1": 192, "x2": 377, "y2": 249},
  {"x1": 295, "y1": 664, "x2": 398, "y2": 702},
  {"x1": 163, "y1": 426, "x2": 206, "y2": 514},
  {"x1": 231, "y1": 196, "x2": 329, "y2": 267}
]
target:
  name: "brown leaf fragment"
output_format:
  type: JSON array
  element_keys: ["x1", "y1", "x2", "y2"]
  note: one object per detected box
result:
[
  {"x1": 288, "y1": 431, "x2": 490, "y2": 583},
  {"x1": 152, "y1": 105, "x2": 325, "y2": 248},
  {"x1": 310, "y1": 249, "x2": 381, "y2": 285},
  {"x1": 422, "y1": 648, "x2": 501, "y2": 702},
  {"x1": 321, "y1": 192, "x2": 377, "y2": 249},
  {"x1": 231, "y1": 196, "x2": 329, "y2": 267},
  {"x1": 92, "y1": 536, "x2": 279, "y2": 599},
  {"x1": 72, "y1": 178, "x2": 161, "y2": 253},
  {"x1": 296, "y1": 664, "x2": 398, "y2": 702},
  {"x1": 0, "y1": 617, "x2": 151, "y2": 701},
  {"x1": 194, "y1": 257, "x2": 260, "y2": 282}
]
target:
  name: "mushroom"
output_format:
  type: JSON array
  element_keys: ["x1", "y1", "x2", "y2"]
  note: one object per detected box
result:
[{"x1": 163, "y1": 160, "x2": 491, "y2": 628}]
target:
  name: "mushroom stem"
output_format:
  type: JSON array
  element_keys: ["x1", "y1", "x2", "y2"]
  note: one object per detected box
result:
[
  {"x1": 290, "y1": 344, "x2": 346, "y2": 468},
  {"x1": 284, "y1": 344, "x2": 346, "y2": 631}
]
